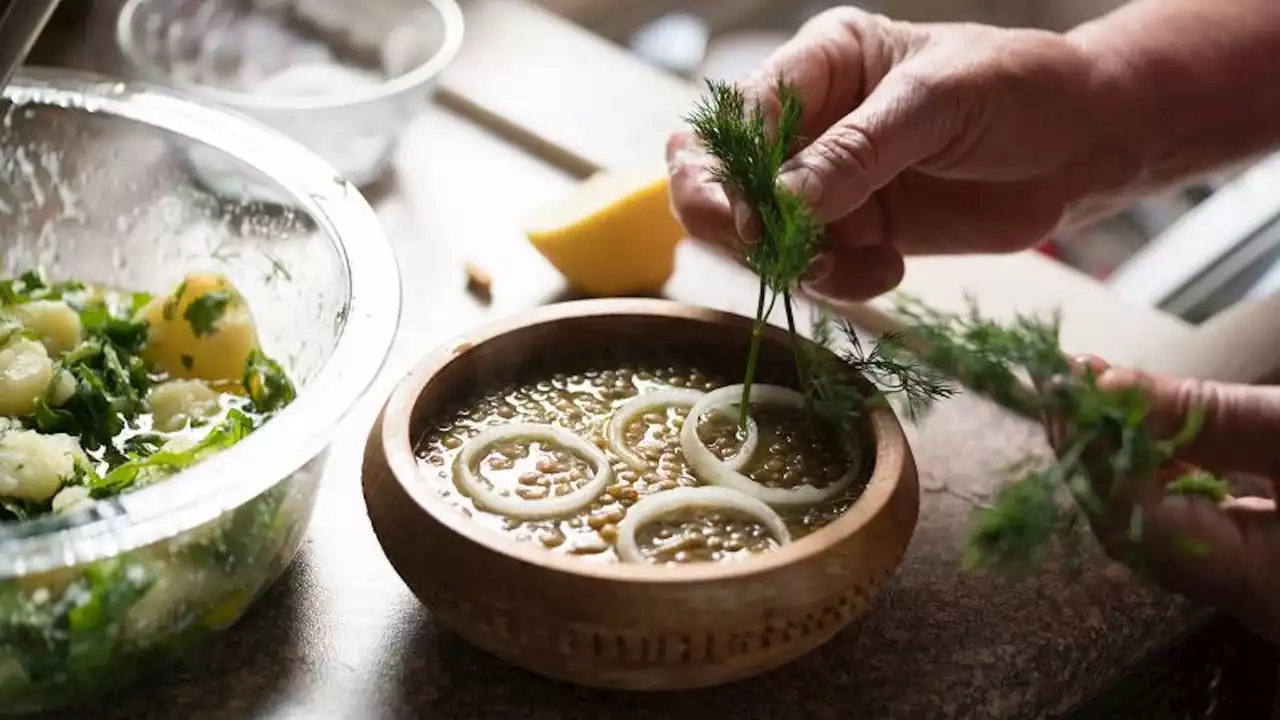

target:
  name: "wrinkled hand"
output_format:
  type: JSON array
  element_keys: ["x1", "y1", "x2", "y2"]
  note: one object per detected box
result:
[
  {"x1": 1060, "y1": 357, "x2": 1280, "y2": 645},
  {"x1": 667, "y1": 7, "x2": 1137, "y2": 300}
]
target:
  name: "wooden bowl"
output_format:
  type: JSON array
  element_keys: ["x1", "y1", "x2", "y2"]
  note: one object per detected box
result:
[{"x1": 362, "y1": 298, "x2": 919, "y2": 691}]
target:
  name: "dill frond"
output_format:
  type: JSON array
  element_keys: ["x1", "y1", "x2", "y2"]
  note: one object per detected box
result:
[
  {"x1": 885, "y1": 295, "x2": 1231, "y2": 573},
  {"x1": 686, "y1": 79, "x2": 833, "y2": 430}
]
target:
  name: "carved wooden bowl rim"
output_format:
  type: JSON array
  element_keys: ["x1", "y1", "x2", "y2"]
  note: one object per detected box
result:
[{"x1": 373, "y1": 297, "x2": 913, "y2": 586}]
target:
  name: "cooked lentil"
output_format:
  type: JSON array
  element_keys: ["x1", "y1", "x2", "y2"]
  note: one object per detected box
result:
[
  {"x1": 635, "y1": 506, "x2": 779, "y2": 564},
  {"x1": 415, "y1": 362, "x2": 865, "y2": 564}
]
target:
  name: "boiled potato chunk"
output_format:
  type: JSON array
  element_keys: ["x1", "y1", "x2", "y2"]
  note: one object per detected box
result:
[
  {"x1": 51, "y1": 484, "x2": 92, "y2": 515},
  {"x1": 0, "y1": 337, "x2": 52, "y2": 418},
  {"x1": 0, "y1": 428, "x2": 88, "y2": 503},
  {"x1": 139, "y1": 272, "x2": 260, "y2": 382},
  {"x1": 6, "y1": 300, "x2": 83, "y2": 357},
  {"x1": 124, "y1": 558, "x2": 222, "y2": 640},
  {"x1": 149, "y1": 379, "x2": 221, "y2": 432}
]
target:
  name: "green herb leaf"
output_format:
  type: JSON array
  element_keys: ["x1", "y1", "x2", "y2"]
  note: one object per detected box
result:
[
  {"x1": 183, "y1": 290, "x2": 233, "y2": 338},
  {"x1": 242, "y1": 349, "x2": 296, "y2": 416},
  {"x1": 1165, "y1": 472, "x2": 1230, "y2": 503},
  {"x1": 78, "y1": 299, "x2": 149, "y2": 355},
  {"x1": 0, "y1": 267, "x2": 86, "y2": 307},
  {"x1": 161, "y1": 280, "x2": 188, "y2": 322},
  {"x1": 0, "y1": 557, "x2": 154, "y2": 686},
  {"x1": 91, "y1": 409, "x2": 255, "y2": 496},
  {"x1": 25, "y1": 292, "x2": 155, "y2": 458}
]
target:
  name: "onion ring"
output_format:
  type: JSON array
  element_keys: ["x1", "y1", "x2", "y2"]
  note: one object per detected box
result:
[
  {"x1": 614, "y1": 486, "x2": 791, "y2": 563},
  {"x1": 606, "y1": 388, "x2": 759, "y2": 472},
  {"x1": 680, "y1": 384, "x2": 861, "y2": 508},
  {"x1": 455, "y1": 423, "x2": 612, "y2": 519}
]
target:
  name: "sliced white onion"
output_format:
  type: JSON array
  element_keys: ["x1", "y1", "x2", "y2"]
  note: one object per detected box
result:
[
  {"x1": 680, "y1": 384, "x2": 861, "y2": 508},
  {"x1": 606, "y1": 388, "x2": 759, "y2": 472},
  {"x1": 455, "y1": 423, "x2": 612, "y2": 520},
  {"x1": 615, "y1": 486, "x2": 792, "y2": 563}
]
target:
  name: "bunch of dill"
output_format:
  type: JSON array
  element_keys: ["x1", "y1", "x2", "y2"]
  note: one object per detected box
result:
[
  {"x1": 686, "y1": 77, "x2": 1231, "y2": 575},
  {"x1": 685, "y1": 79, "x2": 953, "y2": 442},
  {"x1": 883, "y1": 295, "x2": 1229, "y2": 573}
]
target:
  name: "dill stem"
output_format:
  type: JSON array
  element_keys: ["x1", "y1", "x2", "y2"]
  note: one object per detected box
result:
[
  {"x1": 781, "y1": 291, "x2": 817, "y2": 421},
  {"x1": 740, "y1": 279, "x2": 767, "y2": 433}
]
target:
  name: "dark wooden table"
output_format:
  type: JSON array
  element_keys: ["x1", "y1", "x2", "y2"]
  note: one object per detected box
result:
[{"x1": 27, "y1": 2, "x2": 1277, "y2": 718}]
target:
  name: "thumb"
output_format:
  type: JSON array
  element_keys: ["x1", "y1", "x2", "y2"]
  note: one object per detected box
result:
[
  {"x1": 1098, "y1": 368, "x2": 1280, "y2": 479},
  {"x1": 775, "y1": 69, "x2": 965, "y2": 226}
]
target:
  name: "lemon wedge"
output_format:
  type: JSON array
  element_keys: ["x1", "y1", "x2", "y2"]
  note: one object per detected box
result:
[{"x1": 524, "y1": 166, "x2": 685, "y2": 296}]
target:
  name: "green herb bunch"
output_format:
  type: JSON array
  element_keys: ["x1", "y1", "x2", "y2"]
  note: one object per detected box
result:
[
  {"x1": 687, "y1": 78, "x2": 1231, "y2": 575},
  {"x1": 884, "y1": 295, "x2": 1230, "y2": 573},
  {"x1": 686, "y1": 79, "x2": 952, "y2": 440}
]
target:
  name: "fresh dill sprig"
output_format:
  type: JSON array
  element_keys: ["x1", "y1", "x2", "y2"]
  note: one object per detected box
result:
[
  {"x1": 686, "y1": 78, "x2": 950, "y2": 444},
  {"x1": 686, "y1": 79, "x2": 826, "y2": 430},
  {"x1": 806, "y1": 314, "x2": 955, "y2": 425},
  {"x1": 687, "y1": 77, "x2": 1232, "y2": 576},
  {"x1": 880, "y1": 295, "x2": 1232, "y2": 574}
]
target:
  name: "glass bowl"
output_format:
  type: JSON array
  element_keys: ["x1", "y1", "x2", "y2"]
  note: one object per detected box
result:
[
  {"x1": 114, "y1": 0, "x2": 466, "y2": 188},
  {"x1": 0, "y1": 69, "x2": 400, "y2": 713}
]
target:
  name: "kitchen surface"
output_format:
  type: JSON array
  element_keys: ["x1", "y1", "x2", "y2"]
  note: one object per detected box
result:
[{"x1": 5, "y1": 1, "x2": 1280, "y2": 718}]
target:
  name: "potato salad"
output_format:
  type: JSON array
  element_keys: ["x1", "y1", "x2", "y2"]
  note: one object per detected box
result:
[{"x1": 0, "y1": 268, "x2": 295, "y2": 524}]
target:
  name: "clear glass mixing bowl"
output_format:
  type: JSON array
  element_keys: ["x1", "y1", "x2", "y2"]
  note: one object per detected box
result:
[{"x1": 0, "y1": 69, "x2": 400, "y2": 713}]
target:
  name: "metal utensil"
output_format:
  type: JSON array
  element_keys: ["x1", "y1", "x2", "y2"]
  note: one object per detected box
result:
[{"x1": 0, "y1": 0, "x2": 63, "y2": 91}]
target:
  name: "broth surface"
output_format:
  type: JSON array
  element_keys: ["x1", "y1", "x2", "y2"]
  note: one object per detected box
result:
[{"x1": 415, "y1": 362, "x2": 867, "y2": 564}]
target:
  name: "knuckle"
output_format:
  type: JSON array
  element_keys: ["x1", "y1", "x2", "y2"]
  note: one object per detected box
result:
[
  {"x1": 810, "y1": 124, "x2": 879, "y2": 179},
  {"x1": 806, "y1": 6, "x2": 875, "y2": 34},
  {"x1": 897, "y1": 70, "x2": 963, "y2": 112},
  {"x1": 1170, "y1": 377, "x2": 1229, "y2": 434}
]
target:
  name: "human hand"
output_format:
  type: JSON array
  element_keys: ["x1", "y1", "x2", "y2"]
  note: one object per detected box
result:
[
  {"x1": 1055, "y1": 356, "x2": 1280, "y2": 645},
  {"x1": 666, "y1": 7, "x2": 1140, "y2": 300}
]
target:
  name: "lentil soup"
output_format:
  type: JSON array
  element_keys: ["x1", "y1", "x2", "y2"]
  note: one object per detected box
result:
[{"x1": 414, "y1": 359, "x2": 868, "y2": 565}]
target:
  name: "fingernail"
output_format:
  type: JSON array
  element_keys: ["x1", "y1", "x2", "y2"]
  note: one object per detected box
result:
[
  {"x1": 805, "y1": 252, "x2": 834, "y2": 284},
  {"x1": 799, "y1": 255, "x2": 838, "y2": 299},
  {"x1": 1069, "y1": 354, "x2": 1110, "y2": 377},
  {"x1": 668, "y1": 146, "x2": 705, "y2": 176},
  {"x1": 777, "y1": 166, "x2": 819, "y2": 207},
  {"x1": 732, "y1": 200, "x2": 760, "y2": 245},
  {"x1": 1096, "y1": 368, "x2": 1143, "y2": 392}
]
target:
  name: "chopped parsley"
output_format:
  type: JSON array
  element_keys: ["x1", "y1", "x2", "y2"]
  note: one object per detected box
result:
[
  {"x1": 0, "y1": 268, "x2": 86, "y2": 306},
  {"x1": 90, "y1": 408, "x2": 256, "y2": 496},
  {"x1": 161, "y1": 280, "x2": 187, "y2": 322},
  {"x1": 242, "y1": 349, "x2": 296, "y2": 416},
  {"x1": 183, "y1": 291, "x2": 234, "y2": 338}
]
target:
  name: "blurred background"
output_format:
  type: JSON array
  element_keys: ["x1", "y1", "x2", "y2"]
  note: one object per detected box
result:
[
  {"x1": 30, "y1": 0, "x2": 1279, "y2": 326},
  {"x1": 528, "y1": 0, "x2": 1237, "y2": 288},
  {"x1": 528, "y1": 0, "x2": 1277, "y2": 328}
]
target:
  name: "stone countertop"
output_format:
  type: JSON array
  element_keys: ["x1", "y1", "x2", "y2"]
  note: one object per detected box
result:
[
  {"x1": 80, "y1": 383, "x2": 1201, "y2": 720},
  {"x1": 37, "y1": 3, "x2": 1205, "y2": 718}
]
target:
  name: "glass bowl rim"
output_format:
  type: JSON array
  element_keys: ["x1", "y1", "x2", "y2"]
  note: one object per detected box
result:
[
  {"x1": 113, "y1": 0, "x2": 466, "y2": 112},
  {"x1": 0, "y1": 68, "x2": 402, "y2": 578}
]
